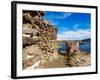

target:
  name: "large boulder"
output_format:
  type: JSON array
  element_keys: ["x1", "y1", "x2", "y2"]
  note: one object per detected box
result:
[
  {"x1": 33, "y1": 15, "x2": 41, "y2": 25},
  {"x1": 22, "y1": 45, "x2": 42, "y2": 69},
  {"x1": 23, "y1": 45, "x2": 41, "y2": 56},
  {"x1": 23, "y1": 27, "x2": 34, "y2": 34},
  {"x1": 23, "y1": 13, "x2": 35, "y2": 24},
  {"x1": 23, "y1": 36, "x2": 34, "y2": 45},
  {"x1": 23, "y1": 27, "x2": 39, "y2": 36},
  {"x1": 23, "y1": 56, "x2": 41, "y2": 69},
  {"x1": 23, "y1": 36, "x2": 39, "y2": 46},
  {"x1": 23, "y1": 23, "x2": 33, "y2": 28}
]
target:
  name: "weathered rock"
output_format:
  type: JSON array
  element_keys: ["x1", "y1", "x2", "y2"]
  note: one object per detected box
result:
[
  {"x1": 38, "y1": 11, "x2": 45, "y2": 16},
  {"x1": 23, "y1": 27, "x2": 39, "y2": 36},
  {"x1": 32, "y1": 24, "x2": 40, "y2": 30},
  {"x1": 23, "y1": 56, "x2": 41, "y2": 69},
  {"x1": 22, "y1": 10, "x2": 58, "y2": 69},
  {"x1": 23, "y1": 10, "x2": 38, "y2": 17},
  {"x1": 66, "y1": 52, "x2": 91, "y2": 67},
  {"x1": 23, "y1": 45, "x2": 41, "y2": 56},
  {"x1": 66, "y1": 41, "x2": 80, "y2": 54},
  {"x1": 33, "y1": 16, "x2": 41, "y2": 25},
  {"x1": 32, "y1": 29, "x2": 39, "y2": 36},
  {"x1": 23, "y1": 23, "x2": 33, "y2": 28},
  {"x1": 23, "y1": 27, "x2": 34, "y2": 34},
  {"x1": 22, "y1": 45, "x2": 42, "y2": 69},
  {"x1": 42, "y1": 20, "x2": 49, "y2": 26},
  {"x1": 23, "y1": 34, "x2": 31, "y2": 37},
  {"x1": 23, "y1": 36, "x2": 39, "y2": 46},
  {"x1": 23, "y1": 13, "x2": 35, "y2": 24},
  {"x1": 23, "y1": 13, "x2": 32, "y2": 20}
]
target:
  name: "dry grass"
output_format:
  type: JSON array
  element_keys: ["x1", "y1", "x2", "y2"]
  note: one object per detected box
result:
[
  {"x1": 39, "y1": 55, "x2": 67, "y2": 68},
  {"x1": 39, "y1": 52, "x2": 91, "y2": 68}
]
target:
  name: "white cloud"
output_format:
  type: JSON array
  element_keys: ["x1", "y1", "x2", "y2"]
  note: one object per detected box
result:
[
  {"x1": 57, "y1": 29, "x2": 91, "y2": 40},
  {"x1": 73, "y1": 24, "x2": 80, "y2": 30},
  {"x1": 57, "y1": 13, "x2": 72, "y2": 19}
]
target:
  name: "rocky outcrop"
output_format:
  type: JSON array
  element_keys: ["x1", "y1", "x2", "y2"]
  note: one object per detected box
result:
[
  {"x1": 66, "y1": 41, "x2": 80, "y2": 54},
  {"x1": 57, "y1": 41, "x2": 91, "y2": 67},
  {"x1": 65, "y1": 52, "x2": 91, "y2": 67},
  {"x1": 22, "y1": 10, "x2": 58, "y2": 69}
]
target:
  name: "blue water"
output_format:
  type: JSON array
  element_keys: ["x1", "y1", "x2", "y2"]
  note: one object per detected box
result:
[
  {"x1": 79, "y1": 42, "x2": 91, "y2": 53},
  {"x1": 58, "y1": 41, "x2": 91, "y2": 53},
  {"x1": 58, "y1": 43, "x2": 67, "y2": 52}
]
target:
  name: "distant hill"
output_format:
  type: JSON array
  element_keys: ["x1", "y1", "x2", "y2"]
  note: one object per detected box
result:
[{"x1": 81, "y1": 38, "x2": 91, "y2": 42}]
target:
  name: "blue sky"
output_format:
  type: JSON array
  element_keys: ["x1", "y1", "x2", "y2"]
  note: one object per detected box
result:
[{"x1": 43, "y1": 11, "x2": 91, "y2": 40}]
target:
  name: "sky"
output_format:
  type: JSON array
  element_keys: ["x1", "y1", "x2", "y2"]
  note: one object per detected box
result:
[{"x1": 43, "y1": 11, "x2": 91, "y2": 40}]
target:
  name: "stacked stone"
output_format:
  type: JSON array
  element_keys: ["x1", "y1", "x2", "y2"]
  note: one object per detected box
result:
[
  {"x1": 66, "y1": 41, "x2": 80, "y2": 54},
  {"x1": 22, "y1": 10, "x2": 58, "y2": 69}
]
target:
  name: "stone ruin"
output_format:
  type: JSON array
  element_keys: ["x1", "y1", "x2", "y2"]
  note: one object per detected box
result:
[
  {"x1": 22, "y1": 10, "x2": 90, "y2": 69},
  {"x1": 22, "y1": 10, "x2": 59, "y2": 69},
  {"x1": 66, "y1": 41, "x2": 80, "y2": 54}
]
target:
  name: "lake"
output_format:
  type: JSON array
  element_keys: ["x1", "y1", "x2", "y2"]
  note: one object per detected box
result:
[
  {"x1": 79, "y1": 42, "x2": 91, "y2": 53},
  {"x1": 58, "y1": 41, "x2": 91, "y2": 53}
]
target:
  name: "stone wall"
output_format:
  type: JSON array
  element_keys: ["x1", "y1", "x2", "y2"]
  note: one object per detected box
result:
[{"x1": 22, "y1": 10, "x2": 58, "y2": 69}]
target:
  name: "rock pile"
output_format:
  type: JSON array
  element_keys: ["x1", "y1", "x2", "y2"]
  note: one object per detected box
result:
[
  {"x1": 65, "y1": 52, "x2": 91, "y2": 67},
  {"x1": 22, "y1": 10, "x2": 58, "y2": 69}
]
